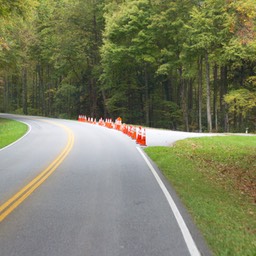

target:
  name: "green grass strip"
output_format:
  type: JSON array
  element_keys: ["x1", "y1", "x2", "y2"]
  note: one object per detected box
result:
[
  {"x1": 145, "y1": 136, "x2": 256, "y2": 256},
  {"x1": 0, "y1": 118, "x2": 28, "y2": 149}
]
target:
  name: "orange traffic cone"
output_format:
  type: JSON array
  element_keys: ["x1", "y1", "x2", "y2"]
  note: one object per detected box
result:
[
  {"x1": 80, "y1": 115, "x2": 85, "y2": 122},
  {"x1": 99, "y1": 118, "x2": 103, "y2": 126},
  {"x1": 131, "y1": 126, "x2": 136, "y2": 140},
  {"x1": 110, "y1": 119, "x2": 113, "y2": 129},
  {"x1": 140, "y1": 128, "x2": 147, "y2": 146},
  {"x1": 122, "y1": 124, "x2": 128, "y2": 134},
  {"x1": 115, "y1": 117, "x2": 122, "y2": 130},
  {"x1": 136, "y1": 126, "x2": 142, "y2": 144},
  {"x1": 127, "y1": 126, "x2": 131, "y2": 137}
]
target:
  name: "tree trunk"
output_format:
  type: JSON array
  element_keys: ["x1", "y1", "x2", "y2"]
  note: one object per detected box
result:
[
  {"x1": 4, "y1": 74, "x2": 9, "y2": 112},
  {"x1": 234, "y1": 99, "x2": 237, "y2": 131},
  {"x1": 22, "y1": 67, "x2": 28, "y2": 115},
  {"x1": 37, "y1": 64, "x2": 45, "y2": 115},
  {"x1": 188, "y1": 78, "x2": 193, "y2": 111},
  {"x1": 101, "y1": 89, "x2": 108, "y2": 118},
  {"x1": 213, "y1": 64, "x2": 218, "y2": 131},
  {"x1": 179, "y1": 68, "x2": 189, "y2": 132},
  {"x1": 220, "y1": 65, "x2": 228, "y2": 132},
  {"x1": 198, "y1": 56, "x2": 203, "y2": 132},
  {"x1": 144, "y1": 64, "x2": 150, "y2": 127},
  {"x1": 39, "y1": 65, "x2": 43, "y2": 114},
  {"x1": 90, "y1": 77, "x2": 97, "y2": 117},
  {"x1": 205, "y1": 52, "x2": 212, "y2": 132}
]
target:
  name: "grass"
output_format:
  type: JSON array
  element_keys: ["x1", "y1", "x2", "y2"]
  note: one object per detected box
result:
[
  {"x1": 0, "y1": 118, "x2": 28, "y2": 148},
  {"x1": 145, "y1": 136, "x2": 256, "y2": 256}
]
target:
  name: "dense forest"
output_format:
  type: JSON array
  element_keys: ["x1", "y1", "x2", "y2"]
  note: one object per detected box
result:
[{"x1": 0, "y1": 0, "x2": 255, "y2": 132}]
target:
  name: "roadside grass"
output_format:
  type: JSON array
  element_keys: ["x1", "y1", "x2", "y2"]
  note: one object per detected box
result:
[
  {"x1": 145, "y1": 136, "x2": 256, "y2": 256},
  {"x1": 0, "y1": 118, "x2": 28, "y2": 148}
]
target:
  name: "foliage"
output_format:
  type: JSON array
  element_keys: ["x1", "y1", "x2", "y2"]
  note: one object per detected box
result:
[
  {"x1": 54, "y1": 83, "x2": 79, "y2": 118},
  {"x1": 0, "y1": 0, "x2": 38, "y2": 18},
  {"x1": 224, "y1": 89, "x2": 256, "y2": 118},
  {"x1": 0, "y1": 0, "x2": 256, "y2": 132}
]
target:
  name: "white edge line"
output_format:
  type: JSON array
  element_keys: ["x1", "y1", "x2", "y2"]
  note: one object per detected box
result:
[
  {"x1": 0, "y1": 120, "x2": 32, "y2": 152},
  {"x1": 136, "y1": 147, "x2": 201, "y2": 256}
]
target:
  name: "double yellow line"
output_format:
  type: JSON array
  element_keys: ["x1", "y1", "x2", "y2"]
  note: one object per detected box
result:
[{"x1": 0, "y1": 121, "x2": 74, "y2": 222}]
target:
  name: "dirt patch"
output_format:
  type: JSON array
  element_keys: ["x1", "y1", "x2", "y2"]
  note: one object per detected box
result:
[{"x1": 209, "y1": 156, "x2": 256, "y2": 204}]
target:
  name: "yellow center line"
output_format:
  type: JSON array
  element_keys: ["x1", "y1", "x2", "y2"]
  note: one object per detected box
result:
[{"x1": 0, "y1": 121, "x2": 75, "y2": 222}]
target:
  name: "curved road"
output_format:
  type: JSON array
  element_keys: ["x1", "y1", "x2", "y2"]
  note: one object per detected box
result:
[{"x1": 0, "y1": 114, "x2": 211, "y2": 256}]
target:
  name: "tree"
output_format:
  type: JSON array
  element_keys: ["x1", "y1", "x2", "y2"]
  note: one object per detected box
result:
[
  {"x1": 101, "y1": 0, "x2": 157, "y2": 125},
  {"x1": 54, "y1": 83, "x2": 78, "y2": 118},
  {"x1": 150, "y1": 0, "x2": 199, "y2": 131},
  {"x1": 185, "y1": 0, "x2": 232, "y2": 132},
  {"x1": 224, "y1": 89, "x2": 256, "y2": 131},
  {"x1": 0, "y1": 0, "x2": 255, "y2": 132},
  {"x1": 0, "y1": 0, "x2": 37, "y2": 18}
]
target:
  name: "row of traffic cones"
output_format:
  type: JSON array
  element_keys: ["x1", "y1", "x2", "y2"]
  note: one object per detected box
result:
[
  {"x1": 78, "y1": 115, "x2": 147, "y2": 146},
  {"x1": 78, "y1": 115, "x2": 96, "y2": 124},
  {"x1": 120, "y1": 125, "x2": 146, "y2": 146}
]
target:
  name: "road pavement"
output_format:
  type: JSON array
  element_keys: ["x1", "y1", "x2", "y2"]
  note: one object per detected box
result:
[
  {"x1": 0, "y1": 114, "x2": 211, "y2": 256},
  {"x1": 146, "y1": 128, "x2": 221, "y2": 147}
]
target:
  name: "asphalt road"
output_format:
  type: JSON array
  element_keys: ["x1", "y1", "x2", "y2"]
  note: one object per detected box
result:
[{"x1": 0, "y1": 114, "x2": 211, "y2": 256}]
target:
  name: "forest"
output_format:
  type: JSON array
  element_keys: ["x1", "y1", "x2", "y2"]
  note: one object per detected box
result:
[{"x1": 0, "y1": 0, "x2": 255, "y2": 132}]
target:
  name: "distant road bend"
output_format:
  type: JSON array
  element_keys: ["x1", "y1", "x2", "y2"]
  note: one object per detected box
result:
[{"x1": 0, "y1": 114, "x2": 211, "y2": 256}]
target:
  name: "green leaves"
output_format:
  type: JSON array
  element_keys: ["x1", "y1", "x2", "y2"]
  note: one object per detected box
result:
[
  {"x1": 224, "y1": 89, "x2": 256, "y2": 118},
  {"x1": 0, "y1": 0, "x2": 38, "y2": 18},
  {"x1": 0, "y1": 0, "x2": 255, "y2": 131},
  {"x1": 101, "y1": 0, "x2": 157, "y2": 120},
  {"x1": 54, "y1": 83, "x2": 78, "y2": 116}
]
